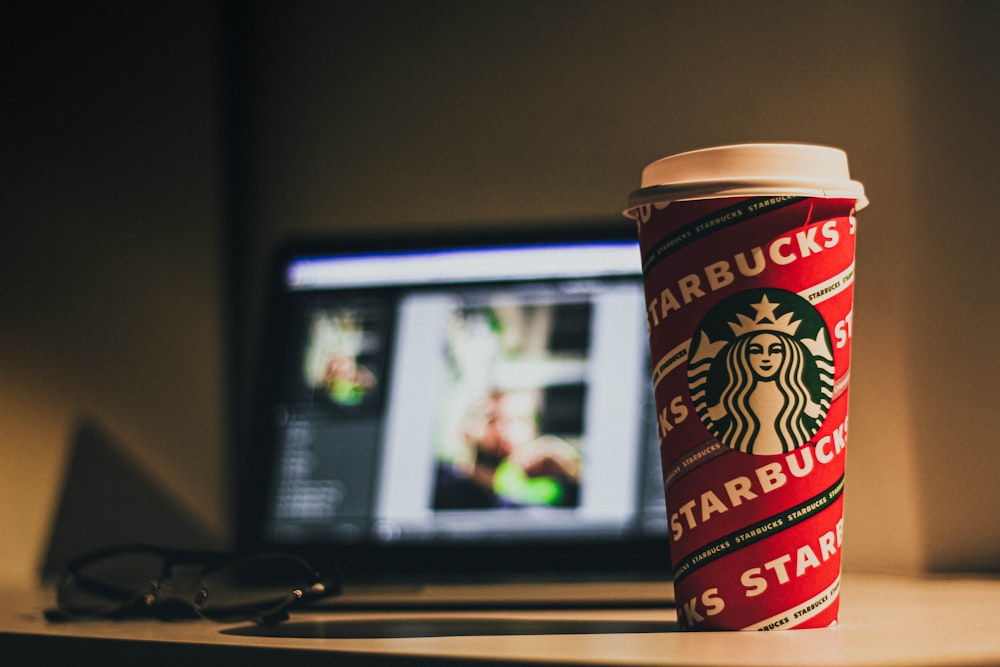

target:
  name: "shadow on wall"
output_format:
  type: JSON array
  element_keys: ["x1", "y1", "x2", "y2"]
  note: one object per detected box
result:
[{"x1": 40, "y1": 419, "x2": 220, "y2": 581}]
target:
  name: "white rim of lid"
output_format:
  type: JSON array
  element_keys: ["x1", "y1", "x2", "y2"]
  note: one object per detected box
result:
[{"x1": 625, "y1": 143, "x2": 868, "y2": 217}]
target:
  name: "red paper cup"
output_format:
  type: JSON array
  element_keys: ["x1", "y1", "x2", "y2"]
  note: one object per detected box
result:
[{"x1": 625, "y1": 144, "x2": 867, "y2": 631}]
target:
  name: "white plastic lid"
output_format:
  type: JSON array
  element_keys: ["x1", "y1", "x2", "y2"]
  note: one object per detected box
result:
[{"x1": 625, "y1": 143, "x2": 867, "y2": 217}]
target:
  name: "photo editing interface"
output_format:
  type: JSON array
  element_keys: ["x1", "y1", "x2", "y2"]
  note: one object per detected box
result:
[{"x1": 262, "y1": 241, "x2": 668, "y2": 547}]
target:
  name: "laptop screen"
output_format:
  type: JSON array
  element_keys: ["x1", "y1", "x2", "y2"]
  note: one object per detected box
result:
[{"x1": 241, "y1": 224, "x2": 670, "y2": 580}]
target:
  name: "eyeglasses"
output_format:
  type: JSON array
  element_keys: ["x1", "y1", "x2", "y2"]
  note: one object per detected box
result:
[{"x1": 45, "y1": 544, "x2": 341, "y2": 625}]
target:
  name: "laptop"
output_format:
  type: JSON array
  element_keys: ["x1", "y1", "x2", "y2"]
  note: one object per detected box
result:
[{"x1": 236, "y1": 221, "x2": 674, "y2": 608}]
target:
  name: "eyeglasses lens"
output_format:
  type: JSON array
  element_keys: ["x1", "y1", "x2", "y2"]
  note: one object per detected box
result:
[
  {"x1": 197, "y1": 554, "x2": 317, "y2": 619},
  {"x1": 60, "y1": 552, "x2": 166, "y2": 614}
]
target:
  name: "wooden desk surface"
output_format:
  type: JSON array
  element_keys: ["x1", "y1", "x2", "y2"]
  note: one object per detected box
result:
[{"x1": 3, "y1": 573, "x2": 1000, "y2": 666}]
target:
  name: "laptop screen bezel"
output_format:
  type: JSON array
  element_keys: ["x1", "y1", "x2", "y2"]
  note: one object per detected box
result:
[{"x1": 236, "y1": 221, "x2": 672, "y2": 582}]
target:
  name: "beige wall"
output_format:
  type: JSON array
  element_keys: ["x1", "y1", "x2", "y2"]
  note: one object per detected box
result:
[
  {"x1": 3, "y1": 1, "x2": 998, "y2": 584},
  {"x1": 896, "y1": 2, "x2": 1000, "y2": 570},
  {"x1": 1, "y1": 3, "x2": 228, "y2": 583}
]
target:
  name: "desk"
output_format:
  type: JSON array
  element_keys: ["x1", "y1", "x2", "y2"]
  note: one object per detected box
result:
[{"x1": 3, "y1": 573, "x2": 1000, "y2": 666}]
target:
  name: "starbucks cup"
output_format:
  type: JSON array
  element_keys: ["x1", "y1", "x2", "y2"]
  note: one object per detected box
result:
[{"x1": 625, "y1": 144, "x2": 867, "y2": 631}]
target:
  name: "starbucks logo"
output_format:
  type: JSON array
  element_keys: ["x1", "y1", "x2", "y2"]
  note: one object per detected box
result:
[{"x1": 688, "y1": 288, "x2": 834, "y2": 455}]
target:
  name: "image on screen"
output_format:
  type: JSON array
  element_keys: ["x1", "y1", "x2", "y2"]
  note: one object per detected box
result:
[{"x1": 431, "y1": 300, "x2": 591, "y2": 511}]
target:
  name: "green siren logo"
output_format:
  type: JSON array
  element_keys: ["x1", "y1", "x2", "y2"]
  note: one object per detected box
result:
[{"x1": 688, "y1": 288, "x2": 834, "y2": 455}]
